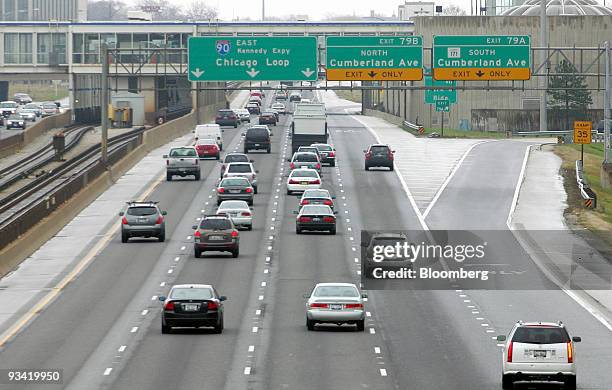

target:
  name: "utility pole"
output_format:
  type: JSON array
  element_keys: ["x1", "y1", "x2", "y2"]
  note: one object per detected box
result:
[
  {"x1": 539, "y1": 0, "x2": 548, "y2": 132},
  {"x1": 604, "y1": 40, "x2": 610, "y2": 165},
  {"x1": 101, "y1": 43, "x2": 109, "y2": 165}
]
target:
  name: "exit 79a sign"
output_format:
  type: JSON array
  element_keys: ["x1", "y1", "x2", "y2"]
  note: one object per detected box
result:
[
  {"x1": 433, "y1": 35, "x2": 530, "y2": 81},
  {"x1": 188, "y1": 37, "x2": 318, "y2": 81}
]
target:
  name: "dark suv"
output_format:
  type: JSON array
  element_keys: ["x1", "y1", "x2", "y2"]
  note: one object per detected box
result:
[
  {"x1": 364, "y1": 144, "x2": 395, "y2": 171},
  {"x1": 120, "y1": 202, "x2": 167, "y2": 243},
  {"x1": 192, "y1": 215, "x2": 240, "y2": 258},
  {"x1": 215, "y1": 109, "x2": 239, "y2": 128},
  {"x1": 244, "y1": 127, "x2": 271, "y2": 154}
]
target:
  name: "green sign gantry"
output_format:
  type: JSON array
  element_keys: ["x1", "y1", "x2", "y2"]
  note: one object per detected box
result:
[
  {"x1": 432, "y1": 35, "x2": 531, "y2": 81},
  {"x1": 424, "y1": 76, "x2": 457, "y2": 104},
  {"x1": 188, "y1": 37, "x2": 318, "y2": 81}
]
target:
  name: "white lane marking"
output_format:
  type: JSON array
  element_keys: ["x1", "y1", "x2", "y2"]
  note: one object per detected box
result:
[
  {"x1": 187, "y1": 235, "x2": 192, "y2": 240},
  {"x1": 269, "y1": 235, "x2": 274, "y2": 240},
  {"x1": 252, "y1": 327, "x2": 258, "y2": 333},
  {"x1": 248, "y1": 345, "x2": 255, "y2": 352},
  {"x1": 506, "y1": 144, "x2": 533, "y2": 227},
  {"x1": 349, "y1": 237, "x2": 354, "y2": 241},
  {"x1": 369, "y1": 327, "x2": 376, "y2": 334},
  {"x1": 459, "y1": 294, "x2": 466, "y2": 298},
  {"x1": 366, "y1": 311, "x2": 372, "y2": 317},
  {"x1": 104, "y1": 368, "x2": 112, "y2": 376},
  {"x1": 268, "y1": 246, "x2": 272, "y2": 250},
  {"x1": 374, "y1": 347, "x2": 381, "y2": 354},
  {"x1": 264, "y1": 269, "x2": 269, "y2": 274},
  {"x1": 118, "y1": 345, "x2": 127, "y2": 352},
  {"x1": 130, "y1": 327, "x2": 138, "y2": 333},
  {"x1": 354, "y1": 258, "x2": 359, "y2": 263},
  {"x1": 476, "y1": 317, "x2": 484, "y2": 320},
  {"x1": 463, "y1": 299, "x2": 470, "y2": 303},
  {"x1": 244, "y1": 367, "x2": 251, "y2": 375},
  {"x1": 255, "y1": 309, "x2": 261, "y2": 315},
  {"x1": 497, "y1": 343, "x2": 505, "y2": 347},
  {"x1": 380, "y1": 369, "x2": 388, "y2": 377},
  {"x1": 151, "y1": 295, "x2": 158, "y2": 300},
  {"x1": 174, "y1": 256, "x2": 180, "y2": 261},
  {"x1": 141, "y1": 309, "x2": 148, "y2": 315},
  {"x1": 486, "y1": 330, "x2": 495, "y2": 333},
  {"x1": 423, "y1": 140, "x2": 491, "y2": 219},
  {"x1": 261, "y1": 282, "x2": 267, "y2": 287},
  {"x1": 167, "y1": 269, "x2": 173, "y2": 274},
  {"x1": 180, "y1": 246, "x2": 185, "y2": 250},
  {"x1": 265, "y1": 256, "x2": 271, "y2": 262},
  {"x1": 481, "y1": 323, "x2": 489, "y2": 327},
  {"x1": 258, "y1": 295, "x2": 264, "y2": 301}
]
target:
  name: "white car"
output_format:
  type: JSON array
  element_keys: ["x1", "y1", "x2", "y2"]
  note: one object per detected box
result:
[
  {"x1": 223, "y1": 162, "x2": 259, "y2": 193},
  {"x1": 271, "y1": 102, "x2": 286, "y2": 114},
  {"x1": 305, "y1": 282, "x2": 366, "y2": 331},
  {"x1": 217, "y1": 200, "x2": 253, "y2": 230},
  {"x1": 235, "y1": 108, "x2": 251, "y2": 122},
  {"x1": 19, "y1": 110, "x2": 36, "y2": 121},
  {"x1": 286, "y1": 168, "x2": 321, "y2": 195},
  {"x1": 498, "y1": 321, "x2": 581, "y2": 390}
]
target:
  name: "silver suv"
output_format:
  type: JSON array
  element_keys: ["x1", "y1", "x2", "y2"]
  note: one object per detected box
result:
[
  {"x1": 119, "y1": 202, "x2": 167, "y2": 243},
  {"x1": 498, "y1": 321, "x2": 581, "y2": 389}
]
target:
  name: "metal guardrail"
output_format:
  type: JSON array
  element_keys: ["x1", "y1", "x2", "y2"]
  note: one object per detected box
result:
[
  {"x1": 513, "y1": 130, "x2": 608, "y2": 143},
  {"x1": 575, "y1": 160, "x2": 597, "y2": 209},
  {"x1": 402, "y1": 120, "x2": 425, "y2": 135}
]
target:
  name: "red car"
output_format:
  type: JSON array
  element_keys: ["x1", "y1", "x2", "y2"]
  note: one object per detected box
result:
[{"x1": 195, "y1": 139, "x2": 220, "y2": 160}]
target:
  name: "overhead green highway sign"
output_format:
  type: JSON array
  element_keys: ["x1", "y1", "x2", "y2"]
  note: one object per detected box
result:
[
  {"x1": 424, "y1": 76, "x2": 457, "y2": 104},
  {"x1": 432, "y1": 35, "x2": 530, "y2": 81},
  {"x1": 325, "y1": 36, "x2": 423, "y2": 81},
  {"x1": 188, "y1": 37, "x2": 318, "y2": 81}
]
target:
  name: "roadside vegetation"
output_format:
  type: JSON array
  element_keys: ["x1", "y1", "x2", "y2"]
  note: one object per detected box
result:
[
  {"x1": 334, "y1": 90, "x2": 362, "y2": 104},
  {"x1": 422, "y1": 127, "x2": 508, "y2": 139}
]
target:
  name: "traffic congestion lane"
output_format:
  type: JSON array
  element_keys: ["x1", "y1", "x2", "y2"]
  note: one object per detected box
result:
[
  {"x1": 425, "y1": 140, "x2": 612, "y2": 389},
  {"x1": 0, "y1": 118, "x2": 252, "y2": 388}
]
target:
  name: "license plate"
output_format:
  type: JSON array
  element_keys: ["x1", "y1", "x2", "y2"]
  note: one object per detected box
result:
[
  {"x1": 179, "y1": 168, "x2": 186, "y2": 172},
  {"x1": 301, "y1": 181, "x2": 308, "y2": 185},
  {"x1": 209, "y1": 235, "x2": 224, "y2": 240},
  {"x1": 183, "y1": 303, "x2": 199, "y2": 311},
  {"x1": 533, "y1": 350, "x2": 547, "y2": 358},
  {"x1": 254, "y1": 143, "x2": 260, "y2": 146},
  {"x1": 229, "y1": 189, "x2": 240, "y2": 193},
  {"x1": 313, "y1": 218, "x2": 321, "y2": 222},
  {"x1": 329, "y1": 304, "x2": 342, "y2": 310}
]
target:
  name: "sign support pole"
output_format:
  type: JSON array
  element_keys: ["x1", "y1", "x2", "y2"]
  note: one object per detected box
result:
[
  {"x1": 441, "y1": 111, "x2": 444, "y2": 137},
  {"x1": 101, "y1": 43, "x2": 109, "y2": 165},
  {"x1": 604, "y1": 40, "x2": 610, "y2": 164}
]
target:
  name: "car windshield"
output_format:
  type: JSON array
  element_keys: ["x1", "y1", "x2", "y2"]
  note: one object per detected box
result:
[
  {"x1": 314, "y1": 144, "x2": 332, "y2": 151},
  {"x1": 126, "y1": 206, "x2": 157, "y2": 216},
  {"x1": 370, "y1": 146, "x2": 390, "y2": 153},
  {"x1": 169, "y1": 148, "x2": 197, "y2": 157},
  {"x1": 218, "y1": 201, "x2": 248, "y2": 209},
  {"x1": 170, "y1": 287, "x2": 213, "y2": 300},
  {"x1": 224, "y1": 154, "x2": 249, "y2": 163},
  {"x1": 313, "y1": 285, "x2": 359, "y2": 298},
  {"x1": 291, "y1": 170, "x2": 317, "y2": 178},
  {"x1": 512, "y1": 327, "x2": 570, "y2": 344},
  {"x1": 1, "y1": 102, "x2": 16, "y2": 108},
  {"x1": 227, "y1": 164, "x2": 252, "y2": 173},
  {"x1": 294, "y1": 153, "x2": 318, "y2": 162},
  {"x1": 200, "y1": 219, "x2": 232, "y2": 230},
  {"x1": 220, "y1": 178, "x2": 250, "y2": 186}
]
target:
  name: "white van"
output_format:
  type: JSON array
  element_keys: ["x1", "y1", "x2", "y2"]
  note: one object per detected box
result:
[{"x1": 194, "y1": 124, "x2": 223, "y2": 150}]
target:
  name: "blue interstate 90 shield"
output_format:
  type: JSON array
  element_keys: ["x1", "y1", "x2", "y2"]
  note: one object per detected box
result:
[{"x1": 216, "y1": 40, "x2": 231, "y2": 56}]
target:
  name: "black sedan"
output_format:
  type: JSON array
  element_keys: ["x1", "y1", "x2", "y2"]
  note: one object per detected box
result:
[
  {"x1": 216, "y1": 177, "x2": 254, "y2": 206},
  {"x1": 294, "y1": 204, "x2": 337, "y2": 235},
  {"x1": 159, "y1": 284, "x2": 226, "y2": 334}
]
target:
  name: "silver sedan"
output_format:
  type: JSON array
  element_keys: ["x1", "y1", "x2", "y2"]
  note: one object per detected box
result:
[
  {"x1": 304, "y1": 283, "x2": 366, "y2": 331},
  {"x1": 216, "y1": 200, "x2": 253, "y2": 230}
]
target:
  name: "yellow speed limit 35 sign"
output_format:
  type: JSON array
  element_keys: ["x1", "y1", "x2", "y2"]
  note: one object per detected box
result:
[{"x1": 574, "y1": 121, "x2": 592, "y2": 144}]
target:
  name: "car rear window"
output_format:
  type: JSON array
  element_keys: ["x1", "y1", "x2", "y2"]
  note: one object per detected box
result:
[
  {"x1": 303, "y1": 190, "x2": 328, "y2": 198},
  {"x1": 220, "y1": 178, "x2": 249, "y2": 186},
  {"x1": 294, "y1": 153, "x2": 318, "y2": 162},
  {"x1": 196, "y1": 139, "x2": 216, "y2": 146},
  {"x1": 227, "y1": 164, "x2": 252, "y2": 173},
  {"x1": 200, "y1": 218, "x2": 232, "y2": 230},
  {"x1": 314, "y1": 144, "x2": 332, "y2": 151},
  {"x1": 127, "y1": 207, "x2": 157, "y2": 216},
  {"x1": 291, "y1": 170, "x2": 317, "y2": 178},
  {"x1": 301, "y1": 205, "x2": 330, "y2": 214},
  {"x1": 218, "y1": 110, "x2": 234, "y2": 115},
  {"x1": 170, "y1": 288, "x2": 213, "y2": 300},
  {"x1": 224, "y1": 154, "x2": 249, "y2": 163},
  {"x1": 313, "y1": 286, "x2": 359, "y2": 297},
  {"x1": 218, "y1": 200, "x2": 248, "y2": 209},
  {"x1": 512, "y1": 327, "x2": 570, "y2": 344},
  {"x1": 1, "y1": 102, "x2": 16, "y2": 108},
  {"x1": 370, "y1": 146, "x2": 390, "y2": 154},
  {"x1": 170, "y1": 148, "x2": 197, "y2": 157},
  {"x1": 247, "y1": 128, "x2": 268, "y2": 137}
]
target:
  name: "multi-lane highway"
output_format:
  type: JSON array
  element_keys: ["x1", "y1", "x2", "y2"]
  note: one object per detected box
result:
[{"x1": 0, "y1": 89, "x2": 611, "y2": 390}]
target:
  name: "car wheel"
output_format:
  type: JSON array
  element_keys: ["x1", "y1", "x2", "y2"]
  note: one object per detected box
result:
[
  {"x1": 232, "y1": 247, "x2": 239, "y2": 258},
  {"x1": 296, "y1": 226, "x2": 302, "y2": 234},
  {"x1": 244, "y1": 148, "x2": 248, "y2": 154},
  {"x1": 247, "y1": 199, "x2": 253, "y2": 206},
  {"x1": 121, "y1": 231, "x2": 128, "y2": 243},
  {"x1": 287, "y1": 190, "x2": 292, "y2": 195},
  {"x1": 365, "y1": 164, "x2": 369, "y2": 171},
  {"x1": 306, "y1": 318, "x2": 315, "y2": 331},
  {"x1": 217, "y1": 199, "x2": 222, "y2": 206},
  {"x1": 194, "y1": 248, "x2": 201, "y2": 258},
  {"x1": 234, "y1": 123, "x2": 237, "y2": 128},
  {"x1": 564, "y1": 376, "x2": 576, "y2": 390},
  {"x1": 247, "y1": 225, "x2": 253, "y2": 231},
  {"x1": 213, "y1": 315, "x2": 224, "y2": 334},
  {"x1": 216, "y1": 154, "x2": 220, "y2": 160},
  {"x1": 158, "y1": 230, "x2": 165, "y2": 242},
  {"x1": 501, "y1": 374, "x2": 513, "y2": 390},
  {"x1": 389, "y1": 165, "x2": 394, "y2": 171},
  {"x1": 253, "y1": 186, "x2": 258, "y2": 194},
  {"x1": 161, "y1": 324, "x2": 172, "y2": 334},
  {"x1": 356, "y1": 319, "x2": 365, "y2": 332},
  {"x1": 195, "y1": 172, "x2": 201, "y2": 181},
  {"x1": 166, "y1": 173, "x2": 172, "y2": 181},
  {"x1": 329, "y1": 227, "x2": 336, "y2": 235},
  {"x1": 330, "y1": 161, "x2": 335, "y2": 167},
  {"x1": 267, "y1": 147, "x2": 271, "y2": 154}
]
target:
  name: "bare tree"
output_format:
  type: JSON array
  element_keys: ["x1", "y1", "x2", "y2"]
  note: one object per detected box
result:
[
  {"x1": 136, "y1": 0, "x2": 185, "y2": 20},
  {"x1": 442, "y1": 4, "x2": 468, "y2": 15},
  {"x1": 184, "y1": 0, "x2": 218, "y2": 20},
  {"x1": 88, "y1": 0, "x2": 127, "y2": 20}
]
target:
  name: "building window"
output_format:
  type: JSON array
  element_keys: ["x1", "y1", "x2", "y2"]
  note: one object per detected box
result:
[
  {"x1": 17, "y1": 0, "x2": 27, "y2": 20},
  {"x1": 5, "y1": 33, "x2": 32, "y2": 64},
  {"x1": 37, "y1": 33, "x2": 67, "y2": 64}
]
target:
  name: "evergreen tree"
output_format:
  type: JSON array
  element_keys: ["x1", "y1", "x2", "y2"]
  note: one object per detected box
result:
[{"x1": 547, "y1": 59, "x2": 592, "y2": 130}]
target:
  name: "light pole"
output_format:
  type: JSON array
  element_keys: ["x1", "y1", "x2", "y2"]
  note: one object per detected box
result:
[{"x1": 539, "y1": 0, "x2": 548, "y2": 132}]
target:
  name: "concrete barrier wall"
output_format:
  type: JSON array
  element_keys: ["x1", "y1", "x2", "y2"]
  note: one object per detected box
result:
[
  {"x1": 23, "y1": 110, "x2": 71, "y2": 144},
  {"x1": 363, "y1": 109, "x2": 405, "y2": 127}
]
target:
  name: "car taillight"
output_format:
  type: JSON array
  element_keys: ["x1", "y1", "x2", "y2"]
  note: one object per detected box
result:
[
  {"x1": 289, "y1": 179, "x2": 299, "y2": 184},
  {"x1": 301, "y1": 199, "x2": 310, "y2": 205},
  {"x1": 315, "y1": 163, "x2": 321, "y2": 169},
  {"x1": 155, "y1": 216, "x2": 163, "y2": 224},
  {"x1": 344, "y1": 303, "x2": 363, "y2": 309},
  {"x1": 245, "y1": 187, "x2": 253, "y2": 193},
  {"x1": 567, "y1": 342, "x2": 573, "y2": 363},
  {"x1": 309, "y1": 303, "x2": 328, "y2": 308},
  {"x1": 241, "y1": 211, "x2": 251, "y2": 216},
  {"x1": 231, "y1": 230, "x2": 239, "y2": 238},
  {"x1": 323, "y1": 200, "x2": 332, "y2": 206},
  {"x1": 122, "y1": 216, "x2": 128, "y2": 225},
  {"x1": 323, "y1": 216, "x2": 335, "y2": 223},
  {"x1": 290, "y1": 163, "x2": 295, "y2": 169},
  {"x1": 218, "y1": 187, "x2": 225, "y2": 193},
  {"x1": 207, "y1": 301, "x2": 219, "y2": 310},
  {"x1": 298, "y1": 216, "x2": 312, "y2": 222},
  {"x1": 230, "y1": 115, "x2": 236, "y2": 119},
  {"x1": 164, "y1": 302, "x2": 175, "y2": 311},
  {"x1": 216, "y1": 115, "x2": 222, "y2": 119},
  {"x1": 388, "y1": 152, "x2": 394, "y2": 160},
  {"x1": 194, "y1": 230, "x2": 201, "y2": 238},
  {"x1": 328, "y1": 151, "x2": 335, "y2": 157},
  {"x1": 312, "y1": 179, "x2": 320, "y2": 184},
  {"x1": 166, "y1": 159, "x2": 169, "y2": 166},
  {"x1": 365, "y1": 152, "x2": 372, "y2": 159},
  {"x1": 507, "y1": 342, "x2": 513, "y2": 362}
]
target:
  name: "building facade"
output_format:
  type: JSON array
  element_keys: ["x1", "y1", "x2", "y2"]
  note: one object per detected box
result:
[{"x1": 0, "y1": 0, "x2": 87, "y2": 22}]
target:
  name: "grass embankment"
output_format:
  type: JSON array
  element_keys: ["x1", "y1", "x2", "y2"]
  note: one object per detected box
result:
[
  {"x1": 8, "y1": 83, "x2": 69, "y2": 102},
  {"x1": 334, "y1": 90, "x2": 362, "y2": 104},
  {"x1": 553, "y1": 143, "x2": 612, "y2": 240},
  {"x1": 423, "y1": 127, "x2": 508, "y2": 139}
]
